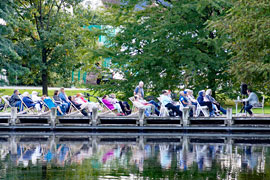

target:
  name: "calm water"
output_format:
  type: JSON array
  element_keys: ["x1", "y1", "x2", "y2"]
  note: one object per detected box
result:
[{"x1": 0, "y1": 135, "x2": 269, "y2": 180}]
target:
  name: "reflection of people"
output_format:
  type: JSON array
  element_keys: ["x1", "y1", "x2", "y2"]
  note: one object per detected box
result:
[{"x1": 159, "y1": 145, "x2": 171, "y2": 169}]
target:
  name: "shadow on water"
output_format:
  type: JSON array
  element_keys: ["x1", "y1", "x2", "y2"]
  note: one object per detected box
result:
[{"x1": 0, "y1": 133, "x2": 270, "y2": 180}]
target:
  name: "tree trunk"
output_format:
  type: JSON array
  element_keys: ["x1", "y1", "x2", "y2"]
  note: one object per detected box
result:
[{"x1": 42, "y1": 48, "x2": 48, "y2": 95}]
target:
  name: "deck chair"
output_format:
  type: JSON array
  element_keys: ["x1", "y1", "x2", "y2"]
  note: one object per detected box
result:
[
  {"x1": 97, "y1": 97, "x2": 117, "y2": 116},
  {"x1": 68, "y1": 100, "x2": 85, "y2": 116},
  {"x1": 157, "y1": 97, "x2": 170, "y2": 117},
  {"x1": 18, "y1": 95, "x2": 36, "y2": 115},
  {"x1": 252, "y1": 95, "x2": 265, "y2": 114},
  {"x1": 196, "y1": 100, "x2": 209, "y2": 117},
  {"x1": 127, "y1": 97, "x2": 140, "y2": 117},
  {"x1": 1, "y1": 96, "x2": 12, "y2": 112}
]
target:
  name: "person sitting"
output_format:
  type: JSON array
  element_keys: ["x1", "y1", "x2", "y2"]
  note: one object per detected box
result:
[
  {"x1": 53, "y1": 90, "x2": 69, "y2": 113},
  {"x1": 102, "y1": 95, "x2": 122, "y2": 113},
  {"x1": 75, "y1": 93, "x2": 98, "y2": 115},
  {"x1": 161, "y1": 90, "x2": 182, "y2": 117},
  {"x1": 134, "y1": 81, "x2": 160, "y2": 116},
  {"x1": 109, "y1": 93, "x2": 131, "y2": 115},
  {"x1": 22, "y1": 92, "x2": 42, "y2": 111},
  {"x1": 197, "y1": 90, "x2": 214, "y2": 117},
  {"x1": 179, "y1": 91, "x2": 194, "y2": 117},
  {"x1": 9, "y1": 90, "x2": 23, "y2": 112},
  {"x1": 41, "y1": 95, "x2": 65, "y2": 115},
  {"x1": 31, "y1": 91, "x2": 41, "y2": 103},
  {"x1": 68, "y1": 96, "x2": 88, "y2": 116},
  {"x1": 133, "y1": 95, "x2": 154, "y2": 116},
  {"x1": 59, "y1": 87, "x2": 71, "y2": 112},
  {"x1": 242, "y1": 89, "x2": 259, "y2": 117},
  {"x1": 205, "y1": 89, "x2": 227, "y2": 115}
]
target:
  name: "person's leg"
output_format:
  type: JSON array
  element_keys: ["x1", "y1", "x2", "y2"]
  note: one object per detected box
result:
[
  {"x1": 245, "y1": 105, "x2": 253, "y2": 115},
  {"x1": 205, "y1": 102, "x2": 213, "y2": 113},
  {"x1": 118, "y1": 101, "x2": 127, "y2": 114},
  {"x1": 166, "y1": 103, "x2": 182, "y2": 116},
  {"x1": 15, "y1": 101, "x2": 23, "y2": 112},
  {"x1": 113, "y1": 103, "x2": 122, "y2": 113},
  {"x1": 149, "y1": 100, "x2": 160, "y2": 108},
  {"x1": 219, "y1": 106, "x2": 227, "y2": 115}
]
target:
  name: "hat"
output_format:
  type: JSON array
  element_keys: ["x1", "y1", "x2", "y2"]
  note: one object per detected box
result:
[
  {"x1": 184, "y1": 91, "x2": 187, "y2": 94},
  {"x1": 22, "y1": 92, "x2": 29, "y2": 97},
  {"x1": 32, "y1": 91, "x2": 38, "y2": 95}
]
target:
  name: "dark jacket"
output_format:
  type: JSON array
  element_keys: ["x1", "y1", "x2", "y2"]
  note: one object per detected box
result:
[
  {"x1": 9, "y1": 94, "x2": 21, "y2": 107},
  {"x1": 197, "y1": 92, "x2": 205, "y2": 106},
  {"x1": 22, "y1": 97, "x2": 35, "y2": 108}
]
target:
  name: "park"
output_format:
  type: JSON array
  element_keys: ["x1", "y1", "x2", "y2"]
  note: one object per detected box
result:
[{"x1": 0, "y1": 0, "x2": 270, "y2": 179}]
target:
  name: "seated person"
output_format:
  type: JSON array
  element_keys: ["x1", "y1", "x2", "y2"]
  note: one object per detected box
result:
[
  {"x1": 179, "y1": 91, "x2": 194, "y2": 117},
  {"x1": 75, "y1": 93, "x2": 98, "y2": 114},
  {"x1": 133, "y1": 95, "x2": 153, "y2": 116},
  {"x1": 243, "y1": 89, "x2": 259, "y2": 117},
  {"x1": 134, "y1": 81, "x2": 160, "y2": 116},
  {"x1": 185, "y1": 89, "x2": 197, "y2": 106},
  {"x1": 68, "y1": 96, "x2": 88, "y2": 116},
  {"x1": 109, "y1": 93, "x2": 131, "y2": 115},
  {"x1": 41, "y1": 96, "x2": 65, "y2": 115},
  {"x1": 53, "y1": 90, "x2": 69, "y2": 113},
  {"x1": 31, "y1": 91, "x2": 41, "y2": 102},
  {"x1": 197, "y1": 90, "x2": 214, "y2": 117},
  {"x1": 161, "y1": 90, "x2": 182, "y2": 117},
  {"x1": 9, "y1": 90, "x2": 23, "y2": 112},
  {"x1": 102, "y1": 95, "x2": 122, "y2": 113},
  {"x1": 22, "y1": 92, "x2": 42, "y2": 111},
  {"x1": 205, "y1": 89, "x2": 226, "y2": 115},
  {"x1": 59, "y1": 87, "x2": 71, "y2": 112}
]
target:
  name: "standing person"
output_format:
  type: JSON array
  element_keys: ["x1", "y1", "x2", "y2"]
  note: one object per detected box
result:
[
  {"x1": 134, "y1": 81, "x2": 160, "y2": 116},
  {"x1": 243, "y1": 89, "x2": 259, "y2": 117},
  {"x1": 197, "y1": 90, "x2": 214, "y2": 117},
  {"x1": 59, "y1": 87, "x2": 71, "y2": 112},
  {"x1": 9, "y1": 90, "x2": 23, "y2": 112},
  {"x1": 161, "y1": 90, "x2": 182, "y2": 117}
]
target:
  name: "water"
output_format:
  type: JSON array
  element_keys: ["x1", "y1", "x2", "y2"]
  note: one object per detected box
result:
[{"x1": 0, "y1": 135, "x2": 269, "y2": 180}]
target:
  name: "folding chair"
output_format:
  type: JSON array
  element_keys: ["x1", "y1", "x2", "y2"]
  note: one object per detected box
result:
[
  {"x1": 157, "y1": 97, "x2": 170, "y2": 117},
  {"x1": 97, "y1": 97, "x2": 117, "y2": 116},
  {"x1": 196, "y1": 100, "x2": 209, "y2": 117},
  {"x1": 18, "y1": 95, "x2": 36, "y2": 114},
  {"x1": 252, "y1": 95, "x2": 265, "y2": 114},
  {"x1": 1, "y1": 96, "x2": 12, "y2": 112},
  {"x1": 68, "y1": 100, "x2": 85, "y2": 116}
]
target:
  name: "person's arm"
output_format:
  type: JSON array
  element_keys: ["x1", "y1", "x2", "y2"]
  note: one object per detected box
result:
[
  {"x1": 134, "y1": 87, "x2": 139, "y2": 96},
  {"x1": 243, "y1": 94, "x2": 252, "y2": 102}
]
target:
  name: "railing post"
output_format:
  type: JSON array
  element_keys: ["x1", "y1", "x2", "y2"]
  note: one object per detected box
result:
[
  {"x1": 182, "y1": 107, "x2": 189, "y2": 126},
  {"x1": 10, "y1": 107, "x2": 17, "y2": 126},
  {"x1": 139, "y1": 136, "x2": 144, "y2": 150},
  {"x1": 10, "y1": 136, "x2": 17, "y2": 155},
  {"x1": 92, "y1": 107, "x2": 98, "y2": 126},
  {"x1": 92, "y1": 136, "x2": 97, "y2": 154},
  {"x1": 138, "y1": 108, "x2": 145, "y2": 127},
  {"x1": 226, "y1": 108, "x2": 233, "y2": 126},
  {"x1": 50, "y1": 108, "x2": 57, "y2": 129}
]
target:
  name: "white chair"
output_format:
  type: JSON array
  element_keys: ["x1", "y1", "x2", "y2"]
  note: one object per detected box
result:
[
  {"x1": 157, "y1": 97, "x2": 170, "y2": 117},
  {"x1": 196, "y1": 100, "x2": 209, "y2": 117},
  {"x1": 1, "y1": 96, "x2": 12, "y2": 112},
  {"x1": 253, "y1": 95, "x2": 265, "y2": 114}
]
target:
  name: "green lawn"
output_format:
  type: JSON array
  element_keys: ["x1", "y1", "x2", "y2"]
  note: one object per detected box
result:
[{"x1": 227, "y1": 105, "x2": 269, "y2": 114}]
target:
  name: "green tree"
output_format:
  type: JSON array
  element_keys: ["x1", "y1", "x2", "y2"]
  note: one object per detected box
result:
[
  {"x1": 91, "y1": 0, "x2": 232, "y2": 98},
  {"x1": 5, "y1": 0, "x2": 99, "y2": 95},
  {"x1": 209, "y1": 0, "x2": 270, "y2": 93}
]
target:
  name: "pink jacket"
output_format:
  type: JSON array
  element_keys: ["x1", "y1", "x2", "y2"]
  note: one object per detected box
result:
[{"x1": 102, "y1": 99, "x2": 114, "y2": 110}]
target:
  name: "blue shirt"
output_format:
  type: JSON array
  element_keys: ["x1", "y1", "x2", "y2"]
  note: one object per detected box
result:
[
  {"x1": 179, "y1": 96, "x2": 188, "y2": 107},
  {"x1": 134, "y1": 86, "x2": 144, "y2": 98},
  {"x1": 59, "y1": 93, "x2": 69, "y2": 104},
  {"x1": 22, "y1": 97, "x2": 35, "y2": 108}
]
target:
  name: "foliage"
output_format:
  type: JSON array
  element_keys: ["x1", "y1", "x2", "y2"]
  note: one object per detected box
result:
[
  {"x1": 209, "y1": 0, "x2": 270, "y2": 94},
  {"x1": 3, "y1": 0, "x2": 100, "y2": 95},
  {"x1": 90, "y1": 0, "x2": 232, "y2": 98}
]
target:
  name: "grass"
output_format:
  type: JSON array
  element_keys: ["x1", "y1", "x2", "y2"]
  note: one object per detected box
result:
[{"x1": 226, "y1": 105, "x2": 269, "y2": 114}]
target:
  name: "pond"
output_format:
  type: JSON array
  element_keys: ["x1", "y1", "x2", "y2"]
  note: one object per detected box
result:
[{"x1": 0, "y1": 135, "x2": 269, "y2": 180}]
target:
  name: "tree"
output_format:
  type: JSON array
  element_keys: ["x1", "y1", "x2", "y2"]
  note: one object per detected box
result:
[
  {"x1": 5, "y1": 0, "x2": 99, "y2": 95},
  {"x1": 0, "y1": 0, "x2": 27, "y2": 85},
  {"x1": 209, "y1": 0, "x2": 270, "y2": 93},
  {"x1": 91, "y1": 0, "x2": 232, "y2": 98}
]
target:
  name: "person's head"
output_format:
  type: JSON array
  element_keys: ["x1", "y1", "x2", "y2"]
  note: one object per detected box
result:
[
  {"x1": 162, "y1": 90, "x2": 169, "y2": 95},
  {"x1": 199, "y1": 90, "x2": 205, "y2": 97},
  {"x1": 183, "y1": 91, "x2": 188, "y2": 96},
  {"x1": 54, "y1": 90, "x2": 59, "y2": 96},
  {"x1": 14, "y1": 90, "x2": 19, "y2": 95},
  {"x1": 206, "y1": 89, "x2": 212, "y2": 96},
  {"x1": 110, "y1": 93, "x2": 116, "y2": 99},
  {"x1": 60, "y1": 87, "x2": 65, "y2": 93},
  {"x1": 22, "y1": 92, "x2": 29, "y2": 97},
  {"x1": 185, "y1": 89, "x2": 192, "y2": 96},
  {"x1": 76, "y1": 93, "x2": 82, "y2": 97},
  {"x1": 32, "y1": 91, "x2": 38, "y2": 96},
  {"x1": 102, "y1": 95, "x2": 108, "y2": 99},
  {"x1": 41, "y1": 95, "x2": 47, "y2": 100},
  {"x1": 139, "y1": 81, "x2": 144, "y2": 88},
  {"x1": 180, "y1": 91, "x2": 184, "y2": 96},
  {"x1": 247, "y1": 89, "x2": 252, "y2": 94}
]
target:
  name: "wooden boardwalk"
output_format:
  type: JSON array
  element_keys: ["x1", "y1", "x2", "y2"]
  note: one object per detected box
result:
[{"x1": 1, "y1": 107, "x2": 270, "y2": 133}]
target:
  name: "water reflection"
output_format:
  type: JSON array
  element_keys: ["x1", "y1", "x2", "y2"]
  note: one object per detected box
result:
[{"x1": 0, "y1": 135, "x2": 269, "y2": 179}]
